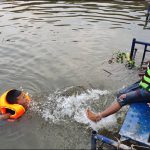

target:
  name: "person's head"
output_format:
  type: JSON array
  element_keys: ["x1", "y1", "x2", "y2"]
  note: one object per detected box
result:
[{"x1": 6, "y1": 89, "x2": 29, "y2": 109}]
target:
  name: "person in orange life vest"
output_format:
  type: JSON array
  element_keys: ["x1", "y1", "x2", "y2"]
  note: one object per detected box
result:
[
  {"x1": 0, "y1": 89, "x2": 30, "y2": 121},
  {"x1": 86, "y1": 61, "x2": 150, "y2": 122}
]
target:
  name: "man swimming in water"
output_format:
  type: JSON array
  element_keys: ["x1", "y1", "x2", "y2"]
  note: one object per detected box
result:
[{"x1": 0, "y1": 89, "x2": 30, "y2": 121}]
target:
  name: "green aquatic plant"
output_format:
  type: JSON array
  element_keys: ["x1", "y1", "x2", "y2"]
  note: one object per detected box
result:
[{"x1": 108, "y1": 51, "x2": 135, "y2": 69}]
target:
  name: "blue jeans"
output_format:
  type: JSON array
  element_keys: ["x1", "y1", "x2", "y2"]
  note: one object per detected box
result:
[{"x1": 116, "y1": 80, "x2": 150, "y2": 107}]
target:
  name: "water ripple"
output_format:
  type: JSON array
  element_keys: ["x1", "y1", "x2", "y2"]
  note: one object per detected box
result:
[
  {"x1": 0, "y1": 0, "x2": 149, "y2": 148},
  {"x1": 0, "y1": 0, "x2": 146, "y2": 28}
]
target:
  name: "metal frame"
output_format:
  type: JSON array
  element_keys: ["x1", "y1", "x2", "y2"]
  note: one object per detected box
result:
[
  {"x1": 144, "y1": 6, "x2": 150, "y2": 28},
  {"x1": 91, "y1": 103, "x2": 150, "y2": 150},
  {"x1": 130, "y1": 38, "x2": 150, "y2": 67},
  {"x1": 91, "y1": 131, "x2": 131, "y2": 150}
]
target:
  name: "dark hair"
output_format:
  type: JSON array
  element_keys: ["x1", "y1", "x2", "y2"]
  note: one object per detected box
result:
[{"x1": 6, "y1": 89, "x2": 21, "y2": 104}]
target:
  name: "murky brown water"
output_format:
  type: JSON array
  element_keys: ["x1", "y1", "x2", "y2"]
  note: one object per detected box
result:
[{"x1": 0, "y1": 0, "x2": 150, "y2": 149}]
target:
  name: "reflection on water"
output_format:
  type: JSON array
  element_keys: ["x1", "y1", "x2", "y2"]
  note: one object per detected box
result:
[{"x1": 0, "y1": 0, "x2": 150, "y2": 149}]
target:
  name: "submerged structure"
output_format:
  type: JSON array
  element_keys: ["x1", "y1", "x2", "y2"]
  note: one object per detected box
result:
[{"x1": 144, "y1": 6, "x2": 150, "y2": 28}]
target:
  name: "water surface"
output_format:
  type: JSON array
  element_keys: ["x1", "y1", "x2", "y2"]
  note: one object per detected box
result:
[{"x1": 0, "y1": 0, "x2": 150, "y2": 149}]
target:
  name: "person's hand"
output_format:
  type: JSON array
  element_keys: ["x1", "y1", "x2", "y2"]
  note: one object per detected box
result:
[
  {"x1": 7, "y1": 119, "x2": 15, "y2": 122},
  {"x1": 144, "y1": 60, "x2": 150, "y2": 64},
  {"x1": 119, "y1": 94, "x2": 126, "y2": 101},
  {"x1": 147, "y1": 103, "x2": 150, "y2": 107},
  {"x1": 0, "y1": 113, "x2": 11, "y2": 121},
  {"x1": 86, "y1": 108, "x2": 102, "y2": 122}
]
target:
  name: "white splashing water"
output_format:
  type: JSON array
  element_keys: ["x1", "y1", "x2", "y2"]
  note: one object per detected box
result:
[{"x1": 31, "y1": 88, "x2": 117, "y2": 130}]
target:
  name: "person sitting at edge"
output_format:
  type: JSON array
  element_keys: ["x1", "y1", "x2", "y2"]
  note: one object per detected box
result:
[
  {"x1": 0, "y1": 89, "x2": 30, "y2": 121},
  {"x1": 86, "y1": 61, "x2": 150, "y2": 122}
]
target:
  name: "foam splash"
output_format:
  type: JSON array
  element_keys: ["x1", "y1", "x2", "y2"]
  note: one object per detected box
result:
[
  {"x1": 43, "y1": 89, "x2": 109, "y2": 120},
  {"x1": 74, "y1": 109, "x2": 117, "y2": 131},
  {"x1": 31, "y1": 88, "x2": 117, "y2": 130}
]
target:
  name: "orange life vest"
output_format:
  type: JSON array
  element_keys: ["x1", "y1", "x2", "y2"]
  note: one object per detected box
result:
[{"x1": 0, "y1": 90, "x2": 30, "y2": 119}]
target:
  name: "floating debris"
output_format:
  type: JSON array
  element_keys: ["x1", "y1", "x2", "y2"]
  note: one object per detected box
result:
[{"x1": 108, "y1": 51, "x2": 135, "y2": 69}]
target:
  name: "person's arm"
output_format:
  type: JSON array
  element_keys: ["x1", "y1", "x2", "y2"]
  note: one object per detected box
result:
[
  {"x1": 0, "y1": 113, "x2": 11, "y2": 121},
  {"x1": 143, "y1": 60, "x2": 150, "y2": 64},
  {"x1": 138, "y1": 72, "x2": 145, "y2": 79}
]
